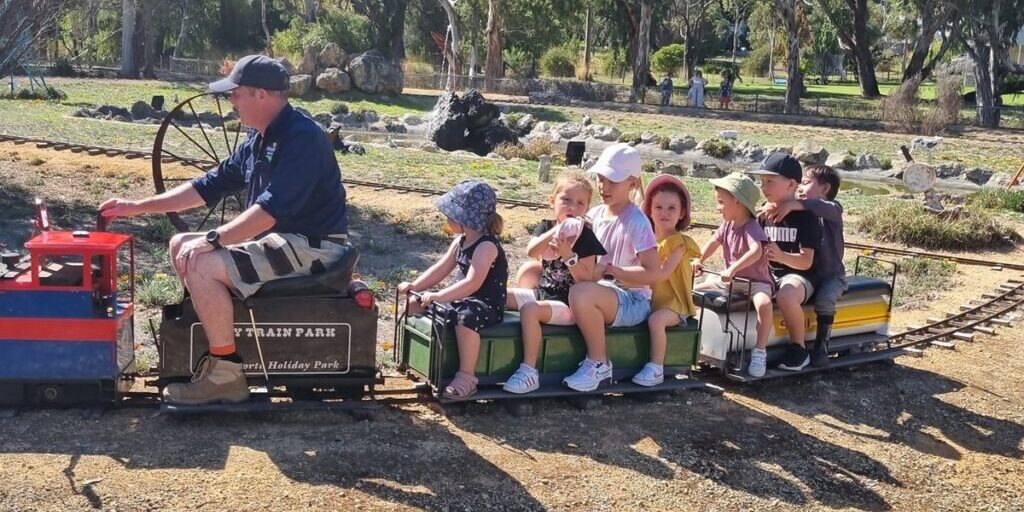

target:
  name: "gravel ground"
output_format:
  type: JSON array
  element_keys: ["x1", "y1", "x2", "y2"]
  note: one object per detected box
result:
[{"x1": 1, "y1": 144, "x2": 1023, "y2": 511}]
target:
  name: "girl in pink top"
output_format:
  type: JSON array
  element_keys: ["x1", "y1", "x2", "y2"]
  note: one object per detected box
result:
[{"x1": 563, "y1": 144, "x2": 667, "y2": 392}]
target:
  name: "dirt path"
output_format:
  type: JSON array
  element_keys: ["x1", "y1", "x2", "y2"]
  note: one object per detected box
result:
[{"x1": 2, "y1": 145, "x2": 1023, "y2": 511}]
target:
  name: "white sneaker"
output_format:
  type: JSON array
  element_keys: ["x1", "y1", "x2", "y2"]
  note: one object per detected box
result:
[
  {"x1": 503, "y1": 364, "x2": 540, "y2": 394},
  {"x1": 748, "y1": 348, "x2": 767, "y2": 378},
  {"x1": 563, "y1": 358, "x2": 613, "y2": 392},
  {"x1": 631, "y1": 362, "x2": 664, "y2": 387}
]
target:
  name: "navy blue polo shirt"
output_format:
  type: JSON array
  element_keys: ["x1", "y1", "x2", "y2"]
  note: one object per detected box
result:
[{"x1": 190, "y1": 104, "x2": 347, "y2": 236}]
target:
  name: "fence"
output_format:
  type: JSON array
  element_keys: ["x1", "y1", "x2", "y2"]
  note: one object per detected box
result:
[{"x1": 405, "y1": 73, "x2": 1024, "y2": 131}]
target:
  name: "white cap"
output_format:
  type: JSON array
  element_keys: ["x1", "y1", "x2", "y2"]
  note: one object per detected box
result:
[{"x1": 587, "y1": 143, "x2": 642, "y2": 182}]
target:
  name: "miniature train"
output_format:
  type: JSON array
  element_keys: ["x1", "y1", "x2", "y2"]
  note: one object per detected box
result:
[{"x1": 0, "y1": 201, "x2": 902, "y2": 409}]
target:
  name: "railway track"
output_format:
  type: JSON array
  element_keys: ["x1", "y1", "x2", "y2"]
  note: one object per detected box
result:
[{"x1": 2, "y1": 132, "x2": 1023, "y2": 356}]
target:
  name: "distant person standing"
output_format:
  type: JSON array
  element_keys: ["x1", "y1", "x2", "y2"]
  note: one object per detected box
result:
[
  {"x1": 719, "y1": 69, "x2": 737, "y2": 109},
  {"x1": 659, "y1": 75, "x2": 674, "y2": 106},
  {"x1": 688, "y1": 70, "x2": 707, "y2": 108}
]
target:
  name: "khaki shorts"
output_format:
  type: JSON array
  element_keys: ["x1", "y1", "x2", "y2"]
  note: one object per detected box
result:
[
  {"x1": 777, "y1": 273, "x2": 815, "y2": 304},
  {"x1": 697, "y1": 276, "x2": 774, "y2": 299},
  {"x1": 218, "y1": 232, "x2": 350, "y2": 299}
]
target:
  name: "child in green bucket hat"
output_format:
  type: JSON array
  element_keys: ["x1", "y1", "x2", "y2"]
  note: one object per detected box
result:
[{"x1": 692, "y1": 172, "x2": 777, "y2": 378}]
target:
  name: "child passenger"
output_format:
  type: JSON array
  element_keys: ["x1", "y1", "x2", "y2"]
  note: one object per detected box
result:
[
  {"x1": 563, "y1": 143, "x2": 665, "y2": 392},
  {"x1": 398, "y1": 180, "x2": 508, "y2": 399},
  {"x1": 691, "y1": 172, "x2": 775, "y2": 377},
  {"x1": 760, "y1": 164, "x2": 846, "y2": 367},
  {"x1": 503, "y1": 171, "x2": 607, "y2": 394},
  {"x1": 608, "y1": 175, "x2": 700, "y2": 386},
  {"x1": 749, "y1": 153, "x2": 821, "y2": 372}
]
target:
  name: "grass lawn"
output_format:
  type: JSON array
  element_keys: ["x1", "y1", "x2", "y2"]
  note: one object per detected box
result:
[{"x1": 2, "y1": 77, "x2": 1022, "y2": 177}]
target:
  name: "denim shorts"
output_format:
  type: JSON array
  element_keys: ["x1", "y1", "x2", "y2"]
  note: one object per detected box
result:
[{"x1": 599, "y1": 281, "x2": 652, "y2": 327}]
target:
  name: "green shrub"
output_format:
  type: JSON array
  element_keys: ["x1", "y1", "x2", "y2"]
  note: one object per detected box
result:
[
  {"x1": 503, "y1": 47, "x2": 533, "y2": 78},
  {"x1": 601, "y1": 50, "x2": 629, "y2": 80},
  {"x1": 494, "y1": 138, "x2": 553, "y2": 161},
  {"x1": 853, "y1": 256, "x2": 956, "y2": 309},
  {"x1": 880, "y1": 157, "x2": 892, "y2": 170},
  {"x1": 271, "y1": 12, "x2": 372, "y2": 60},
  {"x1": 137, "y1": 272, "x2": 183, "y2": 307},
  {"x1": 858, "y1": 200, "x2": 1019, "y2": 250},
  {"x1": 841, "y1": 152, "x2": 856, "y2": 169},
  {"x1": 28, "y1": 157, "x2": 45, "y2": 166},
  {"x1": 616, "y1": 131, "x2": 642, "y2": 145},
  {"x1": 50, "y1": 57, "x2": 78, "y2": 77},
  {"x1": 651, "y1": 44, "x2": 685, "y2": 76},
  {"x1": 743, "y1": 45, "x2": 773, "y2": 77},
  {"x1": 223, "y1": 119, "x2": 241, "y2": 132},
  {"x1": 330, "y1": 102, "x2": 349, "y2": 115},
  {"x1": 700, "y1": 138, "x2": 733, "y2": 159},
  {"x1": 6, "y1": 86, "x2": 66, "y2": 100},
  {"x1": 968, "y1": 189, "x2": 1024, "y2": 213},
  {"x1": 504, "y1": 112, "x2": 523, "y2": 128},
  {"x1": 540, "y1": 45, "x2": 576, "y2": 78}
]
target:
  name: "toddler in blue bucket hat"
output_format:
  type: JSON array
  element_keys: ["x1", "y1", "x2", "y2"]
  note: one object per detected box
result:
[{"x1": 398, "y1": 179, "x2": 508, "y2": 399}]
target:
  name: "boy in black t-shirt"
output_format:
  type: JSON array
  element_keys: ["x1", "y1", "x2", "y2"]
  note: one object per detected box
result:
[{"x1": 749, "y1": 152, "x2": 821, "y2": 372}]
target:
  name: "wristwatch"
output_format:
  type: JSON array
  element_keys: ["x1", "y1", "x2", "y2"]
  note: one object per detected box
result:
[
  {"x1": 565, "y1": 252, "x2": 579, "y2": 266},
  {"x1": 205, "y1": 229, "x2": 222, "y2": 249}
]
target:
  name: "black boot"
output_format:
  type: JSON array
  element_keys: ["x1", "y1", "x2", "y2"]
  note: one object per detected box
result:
[{"x1": 811, "y1": 315, "x2": 834, "y2": 368}]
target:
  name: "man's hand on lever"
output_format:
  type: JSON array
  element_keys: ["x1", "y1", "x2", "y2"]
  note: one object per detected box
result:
[{"x1": 98, "y1": 198, "x2": 143, "y2": 219}]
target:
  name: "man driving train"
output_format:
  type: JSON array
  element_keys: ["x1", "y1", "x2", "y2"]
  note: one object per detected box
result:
[{"x1": 99, "y1": 55, "x2": 349, "y2": 406}]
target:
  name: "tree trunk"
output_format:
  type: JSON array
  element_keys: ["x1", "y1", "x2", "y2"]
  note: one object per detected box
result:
[
  {"x1": 303, "y1": 0, "x2": 317, "y2": 23},
  {"x1": 582, "y1": 2, "x2": 593, "y2": 80},
  {"x1": 261, "y1": 0, "x2": 272, "y2": 56},
  {"x1": 388, "y1": 0, "x2": 407, "y2": 61},
  {"x1": 851, "y1": 0, "x2": 879, "y2": 97},
  {"x1": 630, "y1": 0, "x2": 653, "y2": 103},
  {"x1": 485, "y1": 0, "x2": 503, "y2": 88},
  {"x1": 173, "y1": 0, "x2": 189, "y2": 59},
  {"x1": 777, "y1": 0, "x2": 800, "y2": 114},
  {"x1": 902, "y1": 7, "x2": 951, "y2": 83},
  {"x1": 438, "y1": 0, "x2": 461, "y2": 88},
  {"x1": 141, "y1": 0, "x2": 155, "y2": 78},
  {"x1": 119, "y1": 0, "x2": 136, "y2": 78},
  {"x1": 974, "y1": 48, "x2": 1000, "y2": 127}
]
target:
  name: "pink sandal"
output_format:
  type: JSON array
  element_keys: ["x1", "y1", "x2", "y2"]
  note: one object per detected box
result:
[{"x1": 443, "y1": 371, "x2": 479, "y2": 399}]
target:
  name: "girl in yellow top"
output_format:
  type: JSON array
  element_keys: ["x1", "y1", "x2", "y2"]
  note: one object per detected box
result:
[{"x1": 608, "y1": 174, "x2": 699, "y2": 386}]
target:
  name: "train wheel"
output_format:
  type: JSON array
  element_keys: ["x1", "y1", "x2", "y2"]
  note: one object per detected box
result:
[{"x1": 152, "y1": 93, "x2": 245, "y2": 233}]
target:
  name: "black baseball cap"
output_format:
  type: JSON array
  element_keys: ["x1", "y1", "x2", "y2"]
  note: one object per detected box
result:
[
  {"x1": 209, "y1": 55, "x2": 290, "y2": 93},
  {"x1": 747, "y1": 151, "x2": 803, "y2": 181}
]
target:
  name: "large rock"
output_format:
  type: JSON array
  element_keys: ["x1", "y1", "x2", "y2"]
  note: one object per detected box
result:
[
  {"x1": 288, "y1": 74, "x2": 313, "y2": 97},
  {"x1": 297, "y1": 45, "x2": 319, "y2": 75},
  {"x1": 385, "y1": 121, "x2": 407, "y2": 134},
  {"x1": 533, "y1": 121, "x2": 550, "y2": 133},
  {"x1": 333, "y1": 112, "x2": 365, "y2": 126},
  {"x1": 689, "y1": 162, "x2": 726, "y2": 179},
  {"x1": 278, "y1": 58, "x2": 296, "y2": 74},
  {"x1": 964, "y1": 167, "x2": 993, "y2": 185},
  {"x1": 315, "y1": 68, "x2": 351, "y2": 94},
  {"x1": 318, "y1": 43, "x2": 348, "y2": 69},
  {"x1": 381, "y1": 63, "x2": 404, "y2": 95},
  {"x1": 97, "y1": 105, "x2": 131, "y2": 119},
  {"x1": 935, "y1": 162, "x2": 964, "y2": 178},
  {"x1": 313, "y1": 112, "x2": 333, "y2": 127},
  {"x1": 592, "y1": 125, "x2": 621, "y2": 142},
  {"x1": 402, "y1": 114, "x2": 423, "y2": 126},
  {"x1": 466, "y1": 124, "x2": 518, "y2": 156},
  {"x1": 130, "y1": 100, "x2": 156, "y2": 120},
  {"x1": 515, "y1": 113, "x2": 536, "y2": 132},
  {"x1": 854, "y1": 153, "x2": 882, "y2": 170},
  {"x1": 654, "y1": 160, "x2": 686, "y2": 176},
  {"x1": 528, "y1": 91, "x2": 570, "y2": 105},
  {"x1": 793, "y1": 141, "x2": 829, "y2": 165},
  {"x1": 348, "y1": 50, "x2": 402, "y2": 95},
  {"x1": 462, "y1": 89, "x2": 500, "y2": 129},
  {"x1": 825, "y1": 153, "x2": 852, "y2": 170},
  {"x1": 426, "y1": 91, "x2": 468, "y2": 151},
  {"x1": 558, "y1": 123, "x2": 582, "y2": 139},
  {"x1": 765, "y1": 145, "x2": 793, "y2": 156},
  {"x1": 667, "y1": 135, "x2": 697, "y2": 153},
  {"x1": 734, "y1": 140, "x2": 765, "y2": 162},
  {"x1": 640, "y1": 131, "x2": 658, "y2": 144}
]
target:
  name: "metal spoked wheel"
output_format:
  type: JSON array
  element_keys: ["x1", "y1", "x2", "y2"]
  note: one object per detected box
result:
[{"x1": 152, "y1": 92, "x2": 245, "y2": 233}]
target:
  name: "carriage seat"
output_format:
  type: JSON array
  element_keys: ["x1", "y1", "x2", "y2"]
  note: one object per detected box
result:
[
  {"x1": 694, "y1": 275, "x2": 891, "y2": 314},
  {"x1": 250, "y1": 248, "x2": 360, "y2": 299}
]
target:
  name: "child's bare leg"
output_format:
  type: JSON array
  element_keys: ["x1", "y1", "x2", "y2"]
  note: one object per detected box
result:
[
  {"x1": 568, "y1": 282, "x2": 618, "y2": 362},
  {"x1": 520, "y1": 302, "x2": 553, "y2": 368},
  {"x1": 506, "y1": 293, "x2": 519, "y2": 310},
  {"x1": 776, "y1": 283, "x2": 807, "y2": 347},
  {"x1": 455, "y1": 325, "x2": 481, "y2": 375},
  {"x1": 752, "y1": 292, "x2": 774, "y2": 349},
  {"x1": 646, "y1": 309, "x2": 680, "y2": 365},
  {"x1": 516, "y1": 260, "x2": 542, "y2": 289}
]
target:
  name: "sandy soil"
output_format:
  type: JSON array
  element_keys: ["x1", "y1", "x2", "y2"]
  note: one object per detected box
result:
[{"x1": 2, "y1": 144, "x2": 1023, "y2": 511}]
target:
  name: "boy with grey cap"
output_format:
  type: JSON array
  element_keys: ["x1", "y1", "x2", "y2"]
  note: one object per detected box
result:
[{"x1": 692, "y1": 172, "x2": 775, "y2": 377}]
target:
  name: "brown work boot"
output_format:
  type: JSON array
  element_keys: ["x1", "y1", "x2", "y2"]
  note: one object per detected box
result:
[{"x1": 162, "y1": 355, "x2": 250, "y2": 405}]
